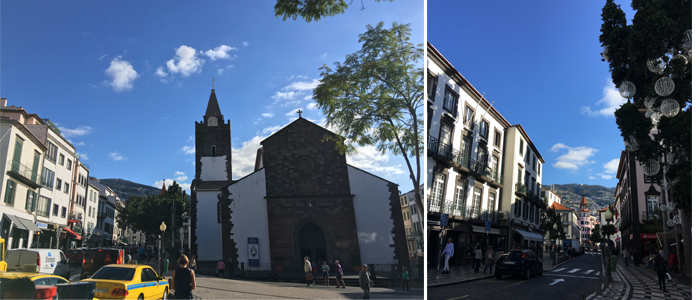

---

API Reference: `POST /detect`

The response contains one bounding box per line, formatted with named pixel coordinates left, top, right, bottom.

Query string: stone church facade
left=191, top=89, right=410, bottom=272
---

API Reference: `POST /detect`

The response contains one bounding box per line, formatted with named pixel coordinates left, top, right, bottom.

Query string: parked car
left=495, top=249, right=543, bottom=280
left=81, top=248, right=125, bottom=279
left=66, top=248, right=87, bottom=265
left=5, top=249, right=71, bottom=279
left=81, top=264, right=169, bottom=300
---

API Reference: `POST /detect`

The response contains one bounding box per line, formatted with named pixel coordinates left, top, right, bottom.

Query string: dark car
left=81, top=248, right=124, bottom=279
left=66, top=248, right=86, bottom=266
left=495, top=249, right=543, bottom=280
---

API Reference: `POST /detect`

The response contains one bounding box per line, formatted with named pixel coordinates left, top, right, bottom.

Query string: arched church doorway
left=299, top=223, right=326, bottom=266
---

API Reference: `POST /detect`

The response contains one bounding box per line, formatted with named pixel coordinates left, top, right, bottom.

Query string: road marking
left=549, top=274, right=599, bottom=280
left=551, top=268, right=566, bottom=272
left=445, top=295, right=469, bottom=300
left=567, top=268, right=581, bottom=273
left=549, top=278, right=565, bottom=285
left=595, top=272, right=600, bottom=276
left=505, top=281, right=525, bottom=287
left=584, top=269, right=595, bottom=274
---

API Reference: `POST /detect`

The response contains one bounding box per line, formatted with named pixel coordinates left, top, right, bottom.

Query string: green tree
left=314, top=21, right=424, bottom=216
left=116, top=181, right=190, bottom=246
left=590, top=224, right=603, bottom=244
left=274, top=0, right=393, bottom=22
left=541, top=198, right=566, bottom=248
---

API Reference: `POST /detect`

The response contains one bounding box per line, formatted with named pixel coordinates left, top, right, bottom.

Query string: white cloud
left=589, top=176, right=596, bottom=180
left=174, top=171, right=185, bottom=176
left=217, top=69, right=224, bottom=75
left=282, top=79, right=320, bottom=91
left=581, top=78, right=625, bottom=117
left=286, top=74, right=308, bottom=80
left=242, top=42, right=249, bottom=47
left=155, top=66, right=168, bottom=77
left=600, top=174, right=613, bottom=179
left=58, top=126, right=92, bottom=138
left=261, top=125, right=282, bottom=135
left=261, top=112, right=274, bottom=118
left=231, top=136, right=266, bottom=178
left=321, top=53, right=327, bottom=59
left=304, top=95, right=313, bottom=101
left=181, top=145, right=195, bottom=154
left=98, top=54, right=108, bottom=60
left=110, top=152, right=127, bottom=161
left=104, top=56, right=139, bottom=92
left=166, top=45, right=204, bottom=77
left=78, top=153, right=89, bottom=160
left=549, top=143, right=597, bottom=170
left=73, top=141, right=86, bottom=146
left=272, top=91, right=298, bottom=101
left=306, top=102, right=318, bottom=110
left=203, top=45, right=237, bottom=61
left=187, top=136, right=194, bottom=142
left=226, top=65, right=234, bottom=69
left=603, top=158, right=620, bottom=175
left=346, top=145, right=405, bottom=176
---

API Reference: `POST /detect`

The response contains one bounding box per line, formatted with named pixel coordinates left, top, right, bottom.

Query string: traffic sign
left=485, top=221, right=491, bottom=232
left=440, top=214, right=449, bottom=227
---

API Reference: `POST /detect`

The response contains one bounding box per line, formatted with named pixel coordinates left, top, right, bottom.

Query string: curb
left=428, top=273, right=495, bottom=288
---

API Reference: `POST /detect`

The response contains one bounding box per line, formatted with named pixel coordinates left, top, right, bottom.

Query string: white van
left=5, top=249, right=71, bottom=278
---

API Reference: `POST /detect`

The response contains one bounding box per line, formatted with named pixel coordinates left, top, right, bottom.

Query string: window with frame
left=58, top=154, right=65, bottom=166
left=538, top=163, right=541, bottom=176
left=67, top=159, right=72, bottom=170
left=473, top=187, right=482, bottom=216
left=438, top=122, right=453, bottom=156
left=57, top=179, right=63, bottom=191
left=47, top=141, right=58, bottom=163
left=443, top=88, right=457, bottom=114
left=11, top=138, right=23, bottom=172
left=491, top=156, right=499, bottom=173
left=431, top=173, right=446, bottom=212
left=427, top=71, right=438, bottom=100
left=64, top=183, right=69, bottom=193
left=525, top=147, right=530, bottom=163
left=647, top=195, right=659, bottom=218
left=61, top=207, right=67, bottom=218
left=517, top=169, right=522, bottom=184
left=480, top=120, right=489, bottom=140
left=41, top=168, right=55, bottom=189
left=465, top=106, right=474, bottom=127
left=37, top=196, right=51, bottom=217
left=25, top=190, right=36, bottom=212
left=494, top=130, right=501, bottom=148
left=519, top=138, right=524, bottom=155
left=488, top=192, right=496, bottom=212
left=461, top=135, right=471, bottom=159
left=53, top=204, right=59, bottom=216
left=4, top=180, right=17, bottom=205
left=453, top=180, right=466, bottom=216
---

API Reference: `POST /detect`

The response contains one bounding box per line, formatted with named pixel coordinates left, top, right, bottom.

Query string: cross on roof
left=212, top=77, right=215, bottom=89
left=297, top=109, right=303, bottom=118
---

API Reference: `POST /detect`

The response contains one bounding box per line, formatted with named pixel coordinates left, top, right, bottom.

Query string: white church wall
left=200, top=156, right=229, bottom=181
left=226, top=169, right=271, bottom=269
left=347, top=166, right=396, bottom=264
left=196, top=190, right=223, bottom=261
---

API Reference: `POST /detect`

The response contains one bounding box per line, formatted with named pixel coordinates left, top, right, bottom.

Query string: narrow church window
left=211, top=145, right=216, bottom=156
left=217, top=201, right=222, bottom=223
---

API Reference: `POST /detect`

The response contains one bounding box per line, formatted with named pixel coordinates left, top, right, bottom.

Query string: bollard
left=240, top=262, right=245, bottom=278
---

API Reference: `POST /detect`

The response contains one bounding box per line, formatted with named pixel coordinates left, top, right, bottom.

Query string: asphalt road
left=428, top=253, right=603, bottom=300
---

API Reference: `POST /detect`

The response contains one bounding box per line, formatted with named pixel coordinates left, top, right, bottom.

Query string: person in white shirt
left=442, top=238, right=454, bottom=274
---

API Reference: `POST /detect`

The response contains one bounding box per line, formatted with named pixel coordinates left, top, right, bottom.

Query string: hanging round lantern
left=641, top=159, right=660, bottom=176
left=668, top=202, right=675, bottom=212
left=619, top=81, right=636, bottom=98
left=625, top=135, right=639, bottom=151
left=667, top=219, right=675, bottom=227
left=645, top=109, right=653, bottom=119
left=672, top=53, right=688, bottom=64
left=644, top=96, right=657, bottom=110
left=647, top=58, right=666, bottom=73
left=660, top=98, right=680, bottom=118
left=601, top=46, right=610, bottom=61
left=674, top=215, right=682, bottom=225
left=684, top=29, right=692, bottom=51
left=655, top=77, right=675, bottom=96
left=667, top=152, right=677, bottom=165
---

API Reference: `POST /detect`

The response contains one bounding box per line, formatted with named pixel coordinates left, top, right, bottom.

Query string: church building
left=191, top=88, right=410, bottom=272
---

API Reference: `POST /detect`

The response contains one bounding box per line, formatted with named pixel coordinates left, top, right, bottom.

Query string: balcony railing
left=432, top=197, right=501, bottom=223
left=68, top=212, right=82, bottom=221
left=452, top=149, right=470, bottom=169
left=428, top=194, right=443, bottom=213
left=515, top=183, right=528, bottom=196
left=470, top=159, right=504, bottom=185
left=7, top=160, right=41, bottom=187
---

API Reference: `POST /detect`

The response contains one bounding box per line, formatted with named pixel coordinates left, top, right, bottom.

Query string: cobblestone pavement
left=181, top=274, right=424, bottom=299
left=586, top=263, right=691, bottom=300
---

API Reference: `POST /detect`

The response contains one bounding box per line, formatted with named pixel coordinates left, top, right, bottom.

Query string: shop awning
left=513, top=229, right=543, bottom=241
left=62, top=227, right=82, bottom=240
left=472, top=225, right=501, bottom=235
left=67, top=219, right=79, bottom=223
left=4, top=214, right=42, bottom=232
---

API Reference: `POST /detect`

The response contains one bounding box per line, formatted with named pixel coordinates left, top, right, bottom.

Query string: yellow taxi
left=81, top=264, right=169, bottom=299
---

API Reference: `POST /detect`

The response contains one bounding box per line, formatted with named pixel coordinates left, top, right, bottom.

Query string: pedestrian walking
left=441, top=238, right=454, bottom=274
left=171, top=254, right=196, bottom=299
left=401, top=267, right=409, bottom=290
left=669, top=252, right=678, bottom=272
left=654, top=252, right=668, bottom=292
left=334, top=260, right=346, bottom=288
left=304, top=256, right=314, bottom=287
left=483, top=246, right=495, bottom=274
left=474, top=245, right=482, bottom=273
left=633, top=248, right=641, bottom=267
left=189, top=255, right=197, bottom=274
left=216, top=259, right=225, bottom=278
left=321, top=261, right=330, bottom=286
left=622, top=247, right=630, bottom=267
left=359, top=264, right=372, bottom=299
left=227, top=258, right=234, bottom=278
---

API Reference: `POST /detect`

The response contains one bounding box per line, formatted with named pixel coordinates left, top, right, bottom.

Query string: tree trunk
left=680, top=209, right=691, bottom=276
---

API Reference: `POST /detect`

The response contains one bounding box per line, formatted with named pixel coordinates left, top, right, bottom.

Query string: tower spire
left=205, top=88, right=222, bottom=117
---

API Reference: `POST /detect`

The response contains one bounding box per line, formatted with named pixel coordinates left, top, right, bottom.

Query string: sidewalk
left=428, top=252, right=569, bottom=287
left=587, top=263, right=692, bottom=300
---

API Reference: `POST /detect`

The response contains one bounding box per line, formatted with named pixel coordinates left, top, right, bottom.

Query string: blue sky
left=427, top=0, right=638, bottom=189
left=1, top=0, right=424, bottom=193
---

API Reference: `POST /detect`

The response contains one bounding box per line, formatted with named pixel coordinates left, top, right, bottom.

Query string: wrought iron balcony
left=428, top=135, right=455, bottom=164
left=6, top=160, right=41, bottom=189
left=68, top=212, right=82, bottom=221
left=515, top=183, right=529, bottom=198
left=436, top=198, right=500, bottom=223
left=428, top=194, right=443, bottom=213
left=451, top=149, right=471, bottom=170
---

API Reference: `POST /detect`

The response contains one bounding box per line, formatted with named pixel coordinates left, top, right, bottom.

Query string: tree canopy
left=600, top=0, right=691, bottom=212
left=313, top=21, right=424, bottom=216
left=274, top=0, right=393, bottom=22
left=116, top=181, right=190, bottom=245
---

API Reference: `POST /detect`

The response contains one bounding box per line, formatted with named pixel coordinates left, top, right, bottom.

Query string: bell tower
left=194, top=88, right=233, bottom=182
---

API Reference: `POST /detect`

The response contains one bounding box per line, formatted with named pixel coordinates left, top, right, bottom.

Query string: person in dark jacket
left=172, top=254, right=196, bottom=299
left=359, top=264, right=372, bottom=299
left=654, top=253, right=668, bottom=292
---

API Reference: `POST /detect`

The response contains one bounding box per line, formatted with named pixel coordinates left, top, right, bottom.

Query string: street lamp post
left=604, top=209, right=614, bottom=284
left=159, top=222, right=167, bottom=276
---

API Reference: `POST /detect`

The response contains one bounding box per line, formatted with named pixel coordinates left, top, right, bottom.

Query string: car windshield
left=90, top=267, right=135, bottom=281
left=500, top=251, right=523, bottom=260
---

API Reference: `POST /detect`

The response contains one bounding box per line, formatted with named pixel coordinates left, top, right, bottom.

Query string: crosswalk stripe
left=584, top=270, right=595, bottom=274
left=595, top=271, right=600, bottom=276
left=567, top=268, right=580, bottom=273
left=551, top=268, right=565, bottom=272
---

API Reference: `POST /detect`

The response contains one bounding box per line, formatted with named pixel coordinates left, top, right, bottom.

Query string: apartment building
left=426, top=42, right=512, bottom=265
left=541, top=188, right=562, bottom=205
left=66, top=160, right=89, bottom=248
left=548, top=201, right=580, bottom=246
left=400, top=186, right=424, bottom=261
left=577, top=197, right=591, bottom=246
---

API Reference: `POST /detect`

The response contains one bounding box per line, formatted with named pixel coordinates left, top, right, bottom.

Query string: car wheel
left=162, top=287, right=169, bottom=300
left=138, top=294, right=144, bottom=300
left=523, top=268, right=530, bottom=280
